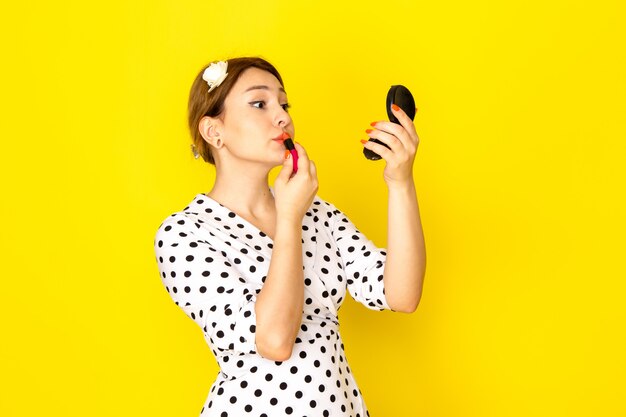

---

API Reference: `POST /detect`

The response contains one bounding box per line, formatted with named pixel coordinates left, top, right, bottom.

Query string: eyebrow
left=244, top=85, right=287, bottom=94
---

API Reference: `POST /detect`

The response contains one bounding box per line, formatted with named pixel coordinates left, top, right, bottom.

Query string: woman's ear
left=199, top=116, right=223, bottom=148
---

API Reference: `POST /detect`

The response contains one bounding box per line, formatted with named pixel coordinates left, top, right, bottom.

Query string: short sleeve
left=154, top=214, right=259, bottom=356
left=327, top=202, right=392, bottom=312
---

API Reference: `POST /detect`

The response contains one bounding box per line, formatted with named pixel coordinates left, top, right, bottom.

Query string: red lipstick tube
left=280, top=133, right=298, bottom=174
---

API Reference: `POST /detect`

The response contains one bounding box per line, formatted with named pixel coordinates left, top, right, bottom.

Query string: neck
left=207, top=158, right=275, bottom=218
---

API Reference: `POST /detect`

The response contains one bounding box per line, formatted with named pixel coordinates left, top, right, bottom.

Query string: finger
left=365, top=129, right=403, bottom=153
left=370, top=121, right=413, bottom=149
left=370, top=120, right=403, bottom=136
left=276, top=150, right=294, bottom=182
left=309, top=159, right=318, bottom=179
left=389, top=105, right=419, bottom=142
left=362, top=139, right=394, bottom=161
left=292, top=142, right=310, bottom=174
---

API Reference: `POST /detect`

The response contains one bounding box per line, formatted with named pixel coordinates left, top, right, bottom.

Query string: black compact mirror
left=363, top=85, right=416, bottom=161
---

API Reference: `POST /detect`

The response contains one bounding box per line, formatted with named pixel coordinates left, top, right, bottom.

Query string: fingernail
left=284, top=150, right=290, bottom=159
left=391, top=104, right=400, bottom=111
left=360, top=139, right=368, bottom=144
left=370, top=122, right=378, bottom=127
left=365, top=129, right=373, bottom=134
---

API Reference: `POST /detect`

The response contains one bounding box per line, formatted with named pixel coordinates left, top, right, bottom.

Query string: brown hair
left=187, top=57, right=285, bottom=165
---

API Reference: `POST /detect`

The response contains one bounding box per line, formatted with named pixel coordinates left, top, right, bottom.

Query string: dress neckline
left=195, top=188, right=276, bottom=243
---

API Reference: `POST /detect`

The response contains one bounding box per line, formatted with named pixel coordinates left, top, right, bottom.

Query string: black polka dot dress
left=154, top=189, right=393, bottom=417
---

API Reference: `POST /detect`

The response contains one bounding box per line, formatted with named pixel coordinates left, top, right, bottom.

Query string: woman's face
left=219, top=67, right=294, bottom=167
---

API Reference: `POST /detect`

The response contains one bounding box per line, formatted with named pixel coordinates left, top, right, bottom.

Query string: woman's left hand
left=362, top=104, right=420, bottom=187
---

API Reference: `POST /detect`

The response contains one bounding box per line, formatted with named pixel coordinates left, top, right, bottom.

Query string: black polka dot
left=155, top=194, right=392, bottom=415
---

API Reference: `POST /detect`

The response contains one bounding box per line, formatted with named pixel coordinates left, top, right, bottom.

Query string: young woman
left=154, top=57, right=426, bottom=417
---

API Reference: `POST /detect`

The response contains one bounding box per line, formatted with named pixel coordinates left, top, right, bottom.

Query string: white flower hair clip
left=202, top=61, right=229, bottom=93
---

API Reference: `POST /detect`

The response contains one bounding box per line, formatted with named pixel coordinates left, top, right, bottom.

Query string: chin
left=265, top=150, right=285, bottom=166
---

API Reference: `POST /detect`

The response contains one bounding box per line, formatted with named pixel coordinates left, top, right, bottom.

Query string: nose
left=275, top=106, right=291, bottom=129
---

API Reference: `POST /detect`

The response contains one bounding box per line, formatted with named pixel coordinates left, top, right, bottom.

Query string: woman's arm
left=255, top=143, right=318, bottom=361
left=362, top=104, right=426, bottom=313
left=255, top=218, right=304, bottom=361
left=384, top=179, right=426, bottom=313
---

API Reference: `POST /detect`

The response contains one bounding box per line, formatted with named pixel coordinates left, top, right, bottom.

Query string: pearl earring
left=190, top=143, right=200, bottom=159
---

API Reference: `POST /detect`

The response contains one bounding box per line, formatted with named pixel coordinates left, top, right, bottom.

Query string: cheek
left=224, top=118, right=269, bottom=153
left=224, top=117, right=254, bottom=142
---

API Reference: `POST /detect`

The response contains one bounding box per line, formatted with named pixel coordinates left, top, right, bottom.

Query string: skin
left=198, top=67, right=426, bottom=361
left=363, top=108, right=427, bottom=314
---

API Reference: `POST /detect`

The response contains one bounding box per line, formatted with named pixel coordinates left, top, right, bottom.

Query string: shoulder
left=154, top=194, right=209, bottom=241
left=311, top=194, right=341, bottom=217
left=310, top=194, right=350, bottom=231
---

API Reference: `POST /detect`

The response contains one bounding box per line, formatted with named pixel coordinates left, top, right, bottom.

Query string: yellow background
left=1, top=0, right=625, bottom=416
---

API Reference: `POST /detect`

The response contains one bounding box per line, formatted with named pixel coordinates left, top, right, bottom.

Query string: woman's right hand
left=273, top=142, right=318, bottom=223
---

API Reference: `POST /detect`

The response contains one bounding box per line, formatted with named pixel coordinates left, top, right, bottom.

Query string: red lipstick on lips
left=278, top=132, right=298, bottom=174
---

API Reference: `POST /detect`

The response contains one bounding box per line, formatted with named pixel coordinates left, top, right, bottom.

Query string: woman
left=154, top=56, right=426, bottom=417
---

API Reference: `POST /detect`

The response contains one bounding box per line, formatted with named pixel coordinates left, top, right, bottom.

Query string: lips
left=272, top=132, right=292, bottom=142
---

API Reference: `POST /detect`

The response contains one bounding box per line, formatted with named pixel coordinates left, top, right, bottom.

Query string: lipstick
left=279, top=132, right=298, bottom=174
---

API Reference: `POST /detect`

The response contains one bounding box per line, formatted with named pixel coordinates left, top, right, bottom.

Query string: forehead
left=231, top=67, right=285, bottom=95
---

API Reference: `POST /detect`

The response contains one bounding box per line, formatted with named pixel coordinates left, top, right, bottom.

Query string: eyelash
left=250, top=101, right=291, bottom=111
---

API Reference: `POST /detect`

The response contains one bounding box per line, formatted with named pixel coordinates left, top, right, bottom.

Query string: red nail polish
left=360, top=139, right=368, bottom=144
left=391, top=104, right=400, bottom=111
left=370, top=122, right=378, bottom=127
left=365, top=129, right=373, bottom=134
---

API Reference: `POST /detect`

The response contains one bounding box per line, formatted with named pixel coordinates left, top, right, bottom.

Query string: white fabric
left=154, top=190, right=392, bottom=417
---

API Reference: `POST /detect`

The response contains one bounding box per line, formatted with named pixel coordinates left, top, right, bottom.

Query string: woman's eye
left=249, top=101, right=289, bottom=111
